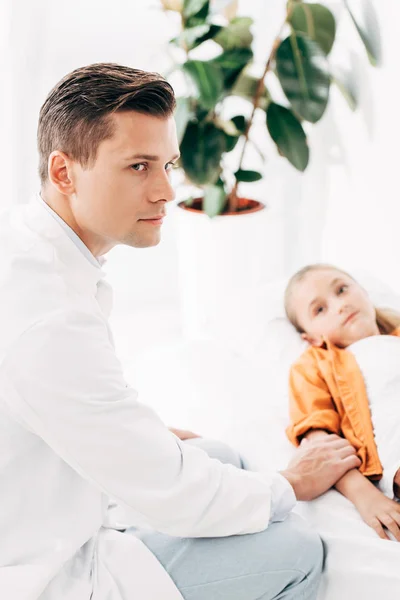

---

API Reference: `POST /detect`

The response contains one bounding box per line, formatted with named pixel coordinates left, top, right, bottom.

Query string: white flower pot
left=174, top=198, right=285, bottom=339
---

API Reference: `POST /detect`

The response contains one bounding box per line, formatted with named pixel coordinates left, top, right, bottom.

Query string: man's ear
left=47, top=151, right=76, bottom=195
left=301, top=332, right=324, bottom=347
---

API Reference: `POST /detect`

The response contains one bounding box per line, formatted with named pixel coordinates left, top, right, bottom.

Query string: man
left=0, top=63, right=360, bottom=600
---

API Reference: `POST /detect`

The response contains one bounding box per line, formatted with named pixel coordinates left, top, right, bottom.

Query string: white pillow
left=207, top=267, right=400, bottom=359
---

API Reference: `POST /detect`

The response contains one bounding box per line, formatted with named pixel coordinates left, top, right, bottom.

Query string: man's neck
left=40, top=187, right=114, bottom=257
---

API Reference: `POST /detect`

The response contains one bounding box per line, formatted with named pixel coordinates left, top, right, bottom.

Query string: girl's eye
left=314, top=306, right=324, bottom=316
left=338, top=284, right=348, bottom=295
left=131, top=163, right=147, bottom=172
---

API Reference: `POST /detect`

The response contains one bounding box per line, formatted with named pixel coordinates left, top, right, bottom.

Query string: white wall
left=250, top=0, right=400, bottom=292
left=3, top=0, right=178, bottom=205
left=320, top=0, right=400, bottom=292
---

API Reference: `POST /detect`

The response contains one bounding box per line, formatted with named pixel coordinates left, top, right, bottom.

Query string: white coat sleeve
left=0, top=309, right=290, bottom=537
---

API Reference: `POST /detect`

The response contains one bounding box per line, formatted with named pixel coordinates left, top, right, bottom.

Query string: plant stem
left=228, top=8, right=292, bottom=212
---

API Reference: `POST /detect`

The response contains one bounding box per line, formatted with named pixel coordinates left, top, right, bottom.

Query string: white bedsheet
left=349, top=335, right=400, bottom=499
left=222, top=413, right=400, bottom=600
left=297, top=491, right=400, bottom=599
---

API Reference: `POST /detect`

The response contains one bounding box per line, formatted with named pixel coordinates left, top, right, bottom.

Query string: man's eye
left=131, top=163, right=147, bottom=172
left=165, top=162, right=178, bottom=171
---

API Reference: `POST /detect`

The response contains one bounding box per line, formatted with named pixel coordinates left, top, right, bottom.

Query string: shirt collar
left=37, top=193, right=103, bottom=269
left=25, top=195, right=106, bottom=296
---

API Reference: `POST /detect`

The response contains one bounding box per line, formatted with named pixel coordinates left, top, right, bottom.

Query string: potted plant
left=163, top=0, right=378, bottom=216
left=161, top=0, right=379, bottom=337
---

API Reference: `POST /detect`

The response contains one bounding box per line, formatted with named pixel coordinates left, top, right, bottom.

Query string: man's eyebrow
left=126, top=153, right=180, bottom=161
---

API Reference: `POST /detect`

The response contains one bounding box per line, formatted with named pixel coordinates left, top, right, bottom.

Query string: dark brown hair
left=285, top=263, right=400, bottom=335
left=37, top=63, right=176, bottom=183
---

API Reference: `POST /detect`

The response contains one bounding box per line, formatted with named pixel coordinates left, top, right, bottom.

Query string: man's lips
left=139, top=215, right=165, bottom=225
left=343, top=311, right=359, bottom=326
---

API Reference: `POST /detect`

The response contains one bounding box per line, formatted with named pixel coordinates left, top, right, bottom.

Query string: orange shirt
left=286, top=328, right=400, bottom=480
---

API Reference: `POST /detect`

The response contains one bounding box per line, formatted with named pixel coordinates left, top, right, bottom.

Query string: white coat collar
left=25, top=196, right=107, bottom=298
left=37, top=193, right=101, bottom=269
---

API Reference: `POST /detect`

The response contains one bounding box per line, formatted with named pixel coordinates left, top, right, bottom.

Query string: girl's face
left=290, top=269, right=380, bottom=348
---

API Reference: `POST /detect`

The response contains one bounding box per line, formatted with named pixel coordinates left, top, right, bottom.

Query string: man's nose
left=150, top=172, right=175, bottom=203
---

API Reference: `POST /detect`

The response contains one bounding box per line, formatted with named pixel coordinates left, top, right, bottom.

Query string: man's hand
left=169, top=427, right=201, bottom=441
left=355, top=485, right=400, bottom=541
left=394, top=468, right=400, bottom=499
left=280, top=434, right=361, bottom=501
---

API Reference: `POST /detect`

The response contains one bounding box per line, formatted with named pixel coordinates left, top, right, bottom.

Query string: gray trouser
left=131, top=438, right=323, bottom=600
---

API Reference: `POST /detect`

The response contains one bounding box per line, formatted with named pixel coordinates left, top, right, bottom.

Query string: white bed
left=123, top=271, right=400, bottom=599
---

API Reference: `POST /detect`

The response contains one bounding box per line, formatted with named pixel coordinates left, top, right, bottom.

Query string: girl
left=285, top=264, right=400, bottom=541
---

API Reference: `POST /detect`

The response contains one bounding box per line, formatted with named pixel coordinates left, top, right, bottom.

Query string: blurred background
left=2, top=0, right=400, bottom=415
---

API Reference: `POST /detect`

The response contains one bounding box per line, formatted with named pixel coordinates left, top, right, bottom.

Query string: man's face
left=70, top=111, right=179, bottom=250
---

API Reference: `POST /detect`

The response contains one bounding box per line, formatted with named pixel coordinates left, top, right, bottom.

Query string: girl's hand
left=355, top=486, right=400, bottom=541
left=169, top=427, right=201, bottom=440
left=300, top=431, right=341, bottom=446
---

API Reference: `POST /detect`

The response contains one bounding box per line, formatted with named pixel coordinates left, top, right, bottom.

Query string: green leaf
left=174, top=24, right=222, bottom=50
left=231, top=71, right=258, bottom=97
left=203, top=184, right=227, bottom=217
left=224, top=134, right=239, bottom=152
left=224, top=129, right=239, bottom=151
left=231, top=115, right=246, bottom=133
left=289, top=3, right=336, bottom=55
left=184, top=195, right=195, bottom=207
left=276, top=33, right=330, bottom=123
left=212, top=48, right=253, bottom=71
left=215, top=118, right=238, bottom=136
left=183, top=60, right=223, bottom=109
left=215, top=176, right=226, bottom=190
left=266, top=103, right=309, bottom=172
left=231, top=70, right=269, bottom=110
left=213, top=48, right=253, bottom=88
left=183, top=0, right=209, bottom=20
left=216, top=117, right=244, bottom=152
left=180, top=121, right=226, bottom=185
left=174, top=97, right=194, bottom=144
left=214, top=17, right=254, bottom=50
left=344, top=0, right=380, bottom=66
left=234, top=169, right=262, bottom=182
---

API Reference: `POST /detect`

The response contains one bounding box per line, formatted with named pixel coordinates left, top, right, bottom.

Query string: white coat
left=0, top=197, right=281, bottom=600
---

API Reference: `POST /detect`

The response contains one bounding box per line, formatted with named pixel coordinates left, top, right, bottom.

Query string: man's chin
left=123, top=233, right=161, bottom=249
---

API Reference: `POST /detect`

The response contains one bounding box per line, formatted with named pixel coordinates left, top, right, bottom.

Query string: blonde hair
left=284, top=263, right=400, bottom=336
